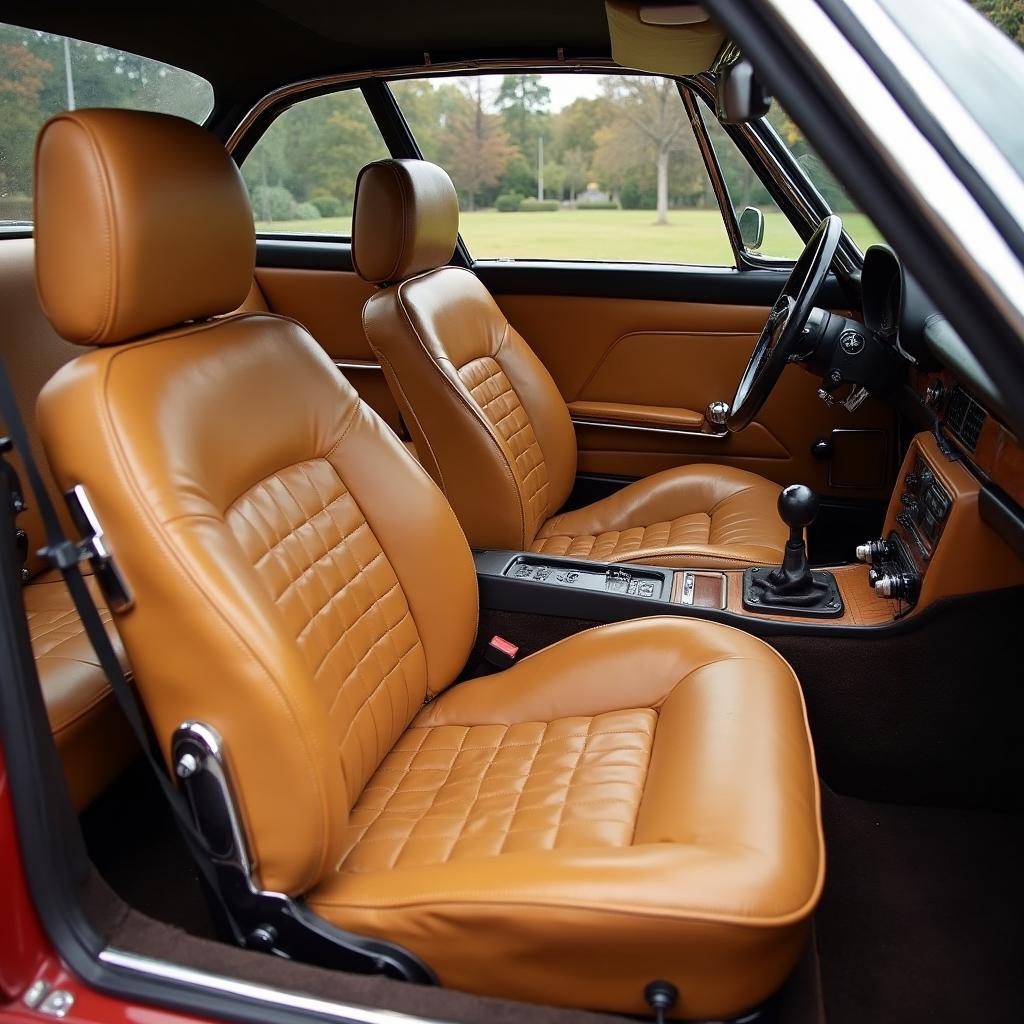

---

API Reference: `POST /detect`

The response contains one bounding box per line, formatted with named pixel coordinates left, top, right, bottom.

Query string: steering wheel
left=726, top=215, right=843, bottom=432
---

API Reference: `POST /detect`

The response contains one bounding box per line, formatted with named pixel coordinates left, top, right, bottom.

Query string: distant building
left=577, top=181, right=611, bottom=205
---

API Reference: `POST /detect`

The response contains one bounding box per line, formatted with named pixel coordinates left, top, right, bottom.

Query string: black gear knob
left=778, top=484, right=819, bottom=534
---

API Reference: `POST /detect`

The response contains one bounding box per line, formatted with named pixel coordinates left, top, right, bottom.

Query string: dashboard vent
left=945, top=386, right=986, bottom=450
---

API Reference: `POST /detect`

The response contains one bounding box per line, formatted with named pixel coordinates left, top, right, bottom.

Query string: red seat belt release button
left=485, top=635, right=519, bottom=669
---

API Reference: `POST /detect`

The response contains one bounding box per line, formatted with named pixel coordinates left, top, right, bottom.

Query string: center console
left=475, top=431, right=1024, bottom=637
left=474, top=549, right=730, bottom=625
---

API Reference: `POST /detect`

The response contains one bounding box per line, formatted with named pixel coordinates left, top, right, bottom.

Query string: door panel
left=493, top=292, right=895, bottom=500
left=251, top=259, right=403, bottom=432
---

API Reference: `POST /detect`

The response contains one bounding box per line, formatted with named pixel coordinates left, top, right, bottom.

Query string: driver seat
left=355, top=159, right=788, bottom=568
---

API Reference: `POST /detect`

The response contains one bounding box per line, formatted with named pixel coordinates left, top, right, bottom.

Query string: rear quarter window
left=0, top=22, right=213, bottom=227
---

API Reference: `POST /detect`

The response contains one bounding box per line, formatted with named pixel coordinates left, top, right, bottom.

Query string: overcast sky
left=429, top=72, right=606, bottom=112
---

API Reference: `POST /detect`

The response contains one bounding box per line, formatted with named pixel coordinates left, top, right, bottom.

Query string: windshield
left=0, top=22, right=214, bottom=226
left=878, top=0, right=1024, bottom=180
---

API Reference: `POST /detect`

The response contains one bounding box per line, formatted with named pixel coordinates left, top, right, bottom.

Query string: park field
left=256, top=207, right=883, bottom=264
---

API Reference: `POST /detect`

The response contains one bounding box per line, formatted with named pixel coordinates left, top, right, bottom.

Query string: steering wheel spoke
left=727, top=216, right=843, bottom=432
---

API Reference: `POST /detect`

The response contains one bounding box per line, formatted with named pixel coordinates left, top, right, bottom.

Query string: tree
left=0, top=40, right=51, bottom=197
left=594, top=78, right=695, bottom=225
left=445, top=79, right=516, bottom=210
left=495, top=74, right=552, bottom=198
left=562, top=147, right=590, bottom=204
left=541, top=161, right=566, bottom=201
left=970, top=0, right=1024, bottom=43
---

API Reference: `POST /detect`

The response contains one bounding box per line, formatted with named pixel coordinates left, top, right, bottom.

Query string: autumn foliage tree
left=0, top=42, right=51, bottom=197
left=593, top=78, right=697, bottom=225
left=445, top=78, right=516, bottom=211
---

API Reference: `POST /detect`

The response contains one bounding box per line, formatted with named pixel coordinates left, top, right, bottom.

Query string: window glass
left=702, top=103, right=884, bottom=257
left=0, top=22, right=213, bottom=226
left=764, top=104, right=884, bottom=253
left=242, top=89, right=389, bottom=234
left=700, top=109, right=805, bottom=259
left=390, top=73, right=735, bottom=265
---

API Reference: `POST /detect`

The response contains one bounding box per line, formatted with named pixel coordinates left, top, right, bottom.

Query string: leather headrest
left=352, top=159, right=458, bottom=284
left=34, top=109, right=255, bottom=346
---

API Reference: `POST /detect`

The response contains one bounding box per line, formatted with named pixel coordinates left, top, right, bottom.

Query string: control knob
left=872, top=571, right=919, bottom=600
left=855, top=538, right=890, bottom=564
left=896, top=510, right=914, bottom=530
left=903, top=472, right=919, bottom=492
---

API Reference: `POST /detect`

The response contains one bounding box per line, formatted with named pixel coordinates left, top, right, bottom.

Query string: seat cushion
left=25, top=570, right=135, bottom=809
left=533, top=463, right=788, bottom=568
left=307, top=617, right=823, bottom=1019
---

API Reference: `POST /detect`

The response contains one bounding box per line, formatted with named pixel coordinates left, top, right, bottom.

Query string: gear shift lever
left=767, top=485, right=818, bottom=593
left=742, top=484, right=844, bottom=617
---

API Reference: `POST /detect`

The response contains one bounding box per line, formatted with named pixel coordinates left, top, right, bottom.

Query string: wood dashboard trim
left=724, top=564, right=897, bottom=626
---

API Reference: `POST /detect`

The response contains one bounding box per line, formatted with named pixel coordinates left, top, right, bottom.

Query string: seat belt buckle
left=482, top=635, right=519, bottom=671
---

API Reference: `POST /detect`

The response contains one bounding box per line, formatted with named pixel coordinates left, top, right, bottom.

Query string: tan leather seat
left=0, top=237, right=135, bottom=809
left=34, top=109, right=823, bottom=1019
left=353, top=159, right=788, bottom=569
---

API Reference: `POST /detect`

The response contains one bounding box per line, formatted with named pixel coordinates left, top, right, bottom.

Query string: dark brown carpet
left=816, top=786, right=1024, bottom=1024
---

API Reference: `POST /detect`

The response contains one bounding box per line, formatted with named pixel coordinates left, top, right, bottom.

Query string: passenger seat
left=0, top=236, right=136, bottom=808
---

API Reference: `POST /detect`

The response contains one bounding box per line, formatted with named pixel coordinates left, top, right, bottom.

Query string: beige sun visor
left=605, top=2, right=726, bottom=75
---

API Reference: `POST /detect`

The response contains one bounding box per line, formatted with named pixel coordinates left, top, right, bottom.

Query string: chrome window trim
left=226, top=59, right=620, bottom=153
left=231, top=60, right=826, bottom=274
left=687, top=75, right=861, bottom=274
left=570, top=416, right=728, bottom=440
left=764, top=0, right=1024, bottom=338
left=679, top=84, right=744, bottom=268
left=98, top=949, right=441, bottom=1024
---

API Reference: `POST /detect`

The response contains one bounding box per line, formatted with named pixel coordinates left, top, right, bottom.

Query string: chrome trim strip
left=687, top=74, right=861, bottom=272
left=570, top=416, right=728, bottom=439
left=764, top=0, right=1024, bottom=338
left=227, top=59, right=620, bottom=152
left=98, top=949, right=442, bottom=1024
left=334, top=359, right=382, bottom=371
left=679, top=84, right=745, bottom=267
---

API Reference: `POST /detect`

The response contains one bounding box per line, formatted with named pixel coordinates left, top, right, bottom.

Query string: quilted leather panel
left=532, top=470, right=788, bottom=567
left=533, top=513, right=712, bottom=562
left=337, top=709, right=656, bottom=873
left=28, top=599, right=114, bottom=659
left=227, top=457, right=427, bottom=804
left=458, top=355, right=550, bottom=540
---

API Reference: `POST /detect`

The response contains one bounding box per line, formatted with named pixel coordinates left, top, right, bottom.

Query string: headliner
left=1, top=1, right=616, bottom=107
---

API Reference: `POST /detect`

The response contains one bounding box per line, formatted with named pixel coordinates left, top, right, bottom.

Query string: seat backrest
left=0, top=239, right=270, bottom=581
left=354, top=159, right=578, bottom=551
left=33, top=109, right=477, bottom=896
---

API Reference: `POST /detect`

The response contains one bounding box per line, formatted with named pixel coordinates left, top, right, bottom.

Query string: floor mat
left=817, top=787, right=1024, bottom=1024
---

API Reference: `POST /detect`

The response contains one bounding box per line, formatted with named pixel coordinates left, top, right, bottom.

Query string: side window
left=0, top=21, right=213, bottom=228
left=701, top=104, right=883, bottom=257
left=389, top=73, right=735, bottom=266
left=699, top=109, right=805, bottom=259
left=242, top=88, right=389, bottom=235
left=763, top=104, right=883, bottom=254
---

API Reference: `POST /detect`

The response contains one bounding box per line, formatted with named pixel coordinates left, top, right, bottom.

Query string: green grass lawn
left=257, top=208, right=883, bottom=265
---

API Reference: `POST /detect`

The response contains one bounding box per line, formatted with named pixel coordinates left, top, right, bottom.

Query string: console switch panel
left=504, top=557, right=666, bottom=600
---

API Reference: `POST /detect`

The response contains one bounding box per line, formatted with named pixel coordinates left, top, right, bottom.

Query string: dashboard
left=853, top=244, right=1024, bottom=554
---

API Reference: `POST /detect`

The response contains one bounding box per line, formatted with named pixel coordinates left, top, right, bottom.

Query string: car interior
left=0, top=3, right=1022, bottom=1024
